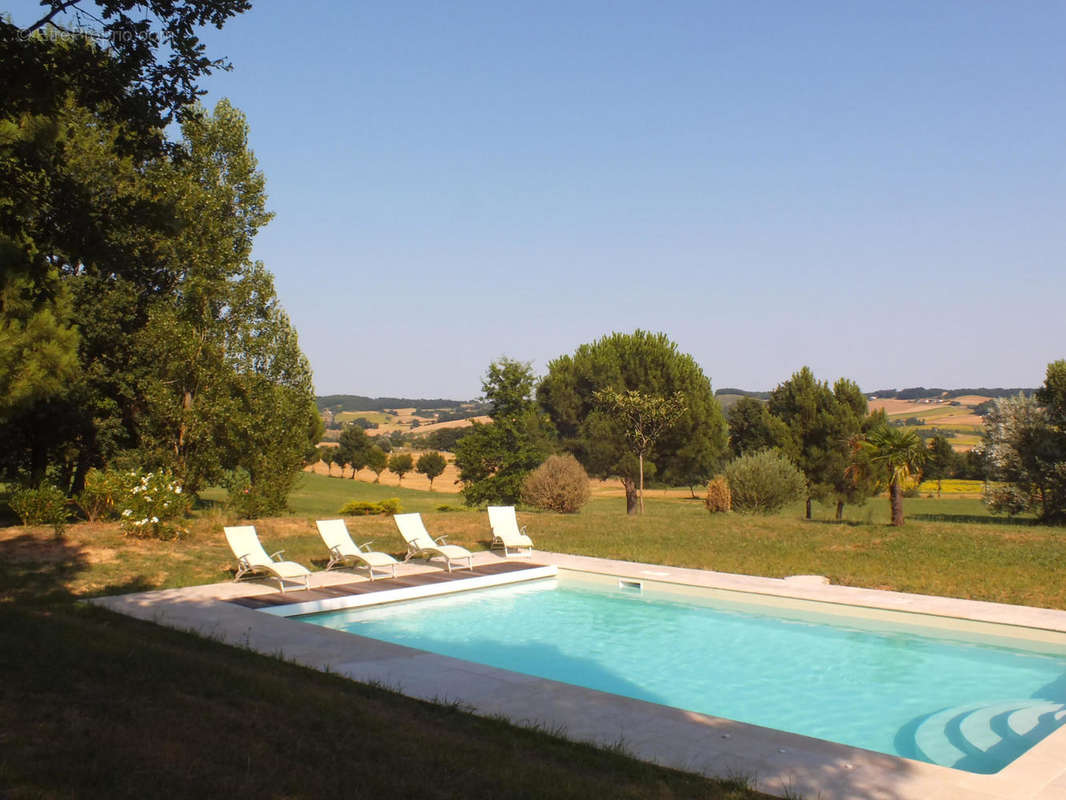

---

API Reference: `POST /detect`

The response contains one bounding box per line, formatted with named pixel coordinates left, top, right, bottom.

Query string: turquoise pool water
left=298, top=576, right=1066, bottom=774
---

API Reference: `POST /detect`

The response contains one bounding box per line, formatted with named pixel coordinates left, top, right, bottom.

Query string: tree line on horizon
left=426, top=333, right=1065, bottom=526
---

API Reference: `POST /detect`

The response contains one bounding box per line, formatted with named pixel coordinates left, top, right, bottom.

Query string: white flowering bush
left=118, top=469, right=191, bottom=540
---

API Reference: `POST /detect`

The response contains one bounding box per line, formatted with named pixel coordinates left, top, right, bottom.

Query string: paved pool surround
left=93, top=552, right=1066, bottom=800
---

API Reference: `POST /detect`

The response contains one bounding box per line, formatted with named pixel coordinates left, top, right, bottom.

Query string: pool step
left=912, top=699, right=1066, bottom=772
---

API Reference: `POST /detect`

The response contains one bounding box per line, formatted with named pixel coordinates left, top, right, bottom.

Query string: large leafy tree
left=538, top=331, right=727, bottom=515
left=726, top=396, right=787, bottom=458
left=0, top=1, right=278, bottom=498
left=0, top=82, right=319, bottom=512
left=130, top=101, right=320, bottom=504
left=982, top=376, right=1066, bottom=522
left=861, top=425, right=925, bottom=527
left=1, top=2, right=252, bottom=308
left=2, top=1, right=250, bottom=132
left=454, top=358, right=554, bottom=506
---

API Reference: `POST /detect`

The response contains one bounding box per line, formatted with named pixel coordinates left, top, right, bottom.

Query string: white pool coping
left=92, top=551, right=1066, bottom=800
left=259, top=564, right=558, bottom=616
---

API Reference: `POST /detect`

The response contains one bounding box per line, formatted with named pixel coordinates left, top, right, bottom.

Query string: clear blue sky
left=13, top=2, right=1066, bottom=398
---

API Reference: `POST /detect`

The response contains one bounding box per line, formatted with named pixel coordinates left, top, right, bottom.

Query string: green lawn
left=4, top=473, right=1065, bottom=799
left=204, top=472, right=1062, bottom=609
left=0, top=602, right=765, bottom=799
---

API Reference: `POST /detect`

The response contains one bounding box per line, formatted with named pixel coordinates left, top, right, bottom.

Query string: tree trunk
left=805, top=496, right=812, bottom=520
left=177, top=389, right=193, bottom=456
left=71, top=453, right=92, bottom=496
left=937, top=478, right=942, bottom=498
left=638, top=453, right=645, bottom=514
left=29, top=440, right=47, bottom=488
left=622, top=477, right=639, bottom=515
left=890, top=481, right=905, bottom=526
left=835, top=500, right=844, bottom=521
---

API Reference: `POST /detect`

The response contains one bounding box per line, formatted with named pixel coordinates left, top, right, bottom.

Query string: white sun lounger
left=316, top=518, right=398, bottom=581
left=393, top=512, right=473, bottom=572
left=487, top=505, right=534, bottom=556
left=224, top=525, right=311, bottom=593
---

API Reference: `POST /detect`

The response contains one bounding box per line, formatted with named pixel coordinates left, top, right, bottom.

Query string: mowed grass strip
left=0, top=603, right=766, bottom=800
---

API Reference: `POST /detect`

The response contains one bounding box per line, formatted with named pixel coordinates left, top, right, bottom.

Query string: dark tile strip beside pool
left=227, top=561, right=547, bottom=609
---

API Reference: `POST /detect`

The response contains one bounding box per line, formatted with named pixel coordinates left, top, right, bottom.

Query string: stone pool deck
left=92, top=551, right=1066, bottom=800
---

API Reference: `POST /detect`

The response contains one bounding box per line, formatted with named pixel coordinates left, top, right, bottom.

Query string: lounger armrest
left=358, top=540, right=375, bottom=552
left=329, top=545, right=343, bottom=558
left=237, top=554, right=253, bottom=569
left=520, top=525, right=527, bottom=535
left=269, top=549, right=285, bottom=562
left=433, top=535, right=449, bottom=545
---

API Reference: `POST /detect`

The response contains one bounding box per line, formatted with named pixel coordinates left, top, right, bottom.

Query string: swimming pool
left=297, top=572, right=1066, bottom=775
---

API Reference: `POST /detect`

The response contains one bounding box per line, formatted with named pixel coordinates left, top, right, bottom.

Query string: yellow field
left=917, top=479, right=985, bottom=496
left=870, top=395, right=993, bottom=452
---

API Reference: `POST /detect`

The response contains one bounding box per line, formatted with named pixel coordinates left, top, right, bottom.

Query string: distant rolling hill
left=316, top=395, right=474, bottom=413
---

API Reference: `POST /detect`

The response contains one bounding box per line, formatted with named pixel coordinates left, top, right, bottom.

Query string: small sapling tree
left=593, top=388, right=686, bottom=514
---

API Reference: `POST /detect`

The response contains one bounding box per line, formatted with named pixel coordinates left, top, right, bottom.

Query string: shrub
left=338, top=498, right=402, bottom=516
left=10, top=485, right=71, bottom=537
left=223, top=467, right=292, bottom=520
left=76, top=468, right=126, bottom=522
left=704, top=475, right=731, bottom=513
left=436, top=504, right=467, bottom=512
left=521, top=454, right=591, bottom=513
left=724, top=450, right=805, bottom=514
left=118, top=469, right=190, bottom=540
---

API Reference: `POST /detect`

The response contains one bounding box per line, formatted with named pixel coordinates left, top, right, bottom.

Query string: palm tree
left=861, top=426, right=926, bottom=526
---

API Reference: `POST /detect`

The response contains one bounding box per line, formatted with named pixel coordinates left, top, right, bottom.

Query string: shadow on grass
left=910, top=513, right=1039, bottom=527
left=0, top=530, right=161, bottom=604
left=0, top=532, right=91, bottom=605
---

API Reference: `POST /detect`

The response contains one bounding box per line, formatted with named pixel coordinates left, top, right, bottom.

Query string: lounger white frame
left=393, top=512, right=473, bottom=572
left=316, top=518, right=398, bottom=581
left=223, top=525, right=311, bottom=593
left=487, top=505, right=534, bottom=557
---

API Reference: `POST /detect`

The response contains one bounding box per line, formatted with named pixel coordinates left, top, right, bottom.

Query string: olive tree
left=982, top=373, right=1066, bottom=522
